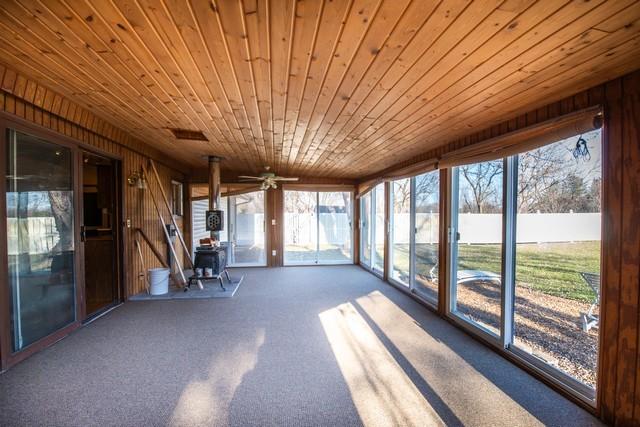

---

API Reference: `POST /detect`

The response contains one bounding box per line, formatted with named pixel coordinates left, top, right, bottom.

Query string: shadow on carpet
left=129, top=274, right=244, bottom=300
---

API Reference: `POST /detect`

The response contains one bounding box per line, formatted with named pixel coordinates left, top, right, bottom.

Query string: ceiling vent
left=169, top=128, right=208, bottom=141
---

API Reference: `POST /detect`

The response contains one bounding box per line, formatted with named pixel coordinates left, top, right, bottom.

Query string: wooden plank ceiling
left=0, top=0, right=638, bottom=178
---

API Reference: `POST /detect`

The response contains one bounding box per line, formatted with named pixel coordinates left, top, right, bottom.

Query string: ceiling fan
left=238, top=166, right=299, bottom=190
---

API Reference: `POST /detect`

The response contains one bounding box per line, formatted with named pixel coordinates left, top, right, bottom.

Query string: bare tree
left=392, top=179, right=411, bottom=212
left=460, top=161, right=503, bottom=213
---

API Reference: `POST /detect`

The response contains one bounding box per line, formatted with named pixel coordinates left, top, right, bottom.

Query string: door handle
left=80, top=225, right=86, bottom=242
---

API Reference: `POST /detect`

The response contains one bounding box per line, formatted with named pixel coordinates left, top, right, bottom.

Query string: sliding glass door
left=447, top=128, right=602, bottom=401
left=413, top=171, right=440, bottom=302
left=389, top=179, right=411, bottom=287
left=359, top=184, right=385, bottom=275
left=5, top=130, right=78, bottom=352
left=372, top=183, right=385, bottom=274
left=511, top=130, right=602, bottom=394
left=284, top=190, right=352, bottom=265
left=319, top=192, right=352, bottom=263
left=228, top=191, right=266, bottom=266
left=450, top=160, right=504, bottom=336
left=359, top=192, right=372, bottom=268
left=284, top=190, right=317, bottom=264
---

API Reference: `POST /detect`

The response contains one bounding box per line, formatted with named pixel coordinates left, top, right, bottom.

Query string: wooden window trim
left=438, top=106, right=603, bottom=168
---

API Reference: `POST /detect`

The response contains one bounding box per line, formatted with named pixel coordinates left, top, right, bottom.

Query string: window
left=389, top=178, right=411, bottom=287
left=171, top=180, right=183, bottom=216
left=284, top=190, right=353, bottom=265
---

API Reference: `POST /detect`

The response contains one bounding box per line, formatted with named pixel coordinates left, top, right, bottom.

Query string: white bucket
left=149, top=268, right=170, bottom=295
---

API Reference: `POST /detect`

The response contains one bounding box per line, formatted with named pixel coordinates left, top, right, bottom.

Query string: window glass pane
left=514, top=130, right=602, bottom=389
left=453, top=160, right=503, bottom=335
left=390, top=179, right=410, bottom=286
left=219, top=196, right=228, bottom=243
left=284, top=190, right=318, bottom=264
left=230, top=191, right=265, bottom=266
left=318, top=192, right=352, bottom=263
left=6, top=130, right=76, bottom=352
left=414, top=171, right=439, bottom=301
left=171, top=181, right=183, bottom=216
left=373, top=183, right=385, bottom=273
left=360, top=194, right=371, bottom=267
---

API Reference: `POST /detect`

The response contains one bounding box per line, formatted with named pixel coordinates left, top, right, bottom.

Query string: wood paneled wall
left=363, top=69, right=640, bottom=425
left=0, top=64, right=188, bottom=298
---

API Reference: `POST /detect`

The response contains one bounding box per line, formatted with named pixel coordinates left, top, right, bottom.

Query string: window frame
left=446, top=142, right=601, bottom=405
left=410, top=170, right=440, bottom=308
left=359, top=185, right=384, bottom=278
left=283, top=189, right=354, bottom=266
left=170, top=180, right=184, bottom=217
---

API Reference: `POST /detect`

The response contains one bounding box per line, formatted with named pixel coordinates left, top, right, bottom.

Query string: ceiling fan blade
left=237, top=176, right=265, bottom=180
left=273, top=177, right=300, bottom=181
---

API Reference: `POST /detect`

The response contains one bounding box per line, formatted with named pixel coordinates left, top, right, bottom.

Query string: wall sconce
left=127, top=170, right=147, bottom=189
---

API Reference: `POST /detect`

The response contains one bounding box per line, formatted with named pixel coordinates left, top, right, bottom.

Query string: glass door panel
left=414, top=171, right=440, bottom=302
left=390, top=179, right=410, bottom=286
left=513, top=130, right=602, bottom=390
left=6, top=130, right=76, bottom=352
left=284, top=190, right=318, bottom=264
left=318, top=192, right=352, bottom=263
left=360, top=193, right=372, bottom=268
left=451, top=160, right=503, bottom=336
left=372, top=183, right=385, bottom=274
left=229, top=191, right=266, bottom=266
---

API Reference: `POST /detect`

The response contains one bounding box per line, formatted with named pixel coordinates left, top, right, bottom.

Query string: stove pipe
left=208, top=155, right=221, bottom=240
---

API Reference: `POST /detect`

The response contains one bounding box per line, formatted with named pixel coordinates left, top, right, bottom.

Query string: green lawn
left=392, top=241, right=600, bottom=303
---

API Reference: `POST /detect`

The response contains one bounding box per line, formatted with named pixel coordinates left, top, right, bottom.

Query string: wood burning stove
left=188, top=244, right=230, bottom=291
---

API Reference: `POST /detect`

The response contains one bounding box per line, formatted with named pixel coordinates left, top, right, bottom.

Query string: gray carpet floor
left=0, top=266, right=602, bottom=427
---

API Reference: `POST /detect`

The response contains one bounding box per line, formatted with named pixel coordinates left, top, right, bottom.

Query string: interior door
left=81, top=152, right=120, bottom=318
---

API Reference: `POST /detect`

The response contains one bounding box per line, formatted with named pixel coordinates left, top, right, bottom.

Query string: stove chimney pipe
left=208, top=155, right=221, bottom=240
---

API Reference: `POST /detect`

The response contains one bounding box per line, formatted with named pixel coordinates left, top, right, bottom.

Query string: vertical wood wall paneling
left=266, top=187, right=284, bottom=267
left=600, top=77, right=624, bottom=423
left=612, top=72, right=640, bottom=424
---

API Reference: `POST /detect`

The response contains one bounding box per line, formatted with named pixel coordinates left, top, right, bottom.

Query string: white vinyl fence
left=388, top=212, right=601, bottom=244
left=6, top=217, right=61, bottom=254
left=191, top=199, right=263, bottom=248
left=284, top=213, right=351, bottom=246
